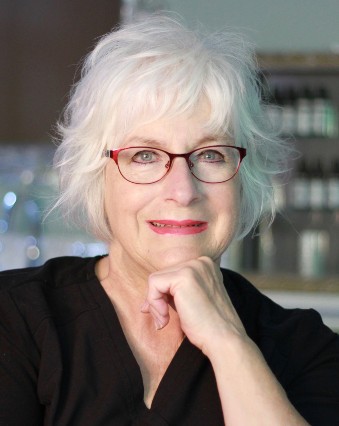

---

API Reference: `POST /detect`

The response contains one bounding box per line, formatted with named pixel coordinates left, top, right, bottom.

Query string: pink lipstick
left=147, top=220, right=208, bottom=235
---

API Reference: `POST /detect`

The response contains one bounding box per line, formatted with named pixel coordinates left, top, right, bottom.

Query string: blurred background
left=1, top=0, right=338, bottom=329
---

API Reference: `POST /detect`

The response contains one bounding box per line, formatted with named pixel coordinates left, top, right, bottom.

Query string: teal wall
left=165, top=0, right=339, bottom=52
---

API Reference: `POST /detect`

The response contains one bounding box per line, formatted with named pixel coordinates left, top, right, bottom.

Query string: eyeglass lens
left=117, top=146, right=241, bottom=184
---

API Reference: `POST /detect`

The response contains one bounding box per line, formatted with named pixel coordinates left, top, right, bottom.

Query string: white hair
left=52, top=13, right=293, bottom=241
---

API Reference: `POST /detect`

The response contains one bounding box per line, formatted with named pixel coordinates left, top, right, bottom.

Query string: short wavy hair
left=52, top=13, right=292, bottom=242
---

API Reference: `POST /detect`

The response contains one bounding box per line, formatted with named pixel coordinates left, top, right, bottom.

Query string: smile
left=147, top=220, right=208, bottom=235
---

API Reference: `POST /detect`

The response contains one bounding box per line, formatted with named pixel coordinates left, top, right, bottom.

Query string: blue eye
left=133, top=150, right=158, bottom=163
left=197, top=150, right=225, bottom=162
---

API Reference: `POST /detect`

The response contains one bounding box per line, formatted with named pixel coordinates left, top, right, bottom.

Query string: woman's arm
left=204, top=329, right=308, bottom=425
left=143, top=256, right=310, bottom=425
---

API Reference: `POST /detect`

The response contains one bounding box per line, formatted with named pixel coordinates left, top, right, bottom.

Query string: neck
left=97, top=253, right=183, bottom=339
left=96, top=244, right=155, bottom=296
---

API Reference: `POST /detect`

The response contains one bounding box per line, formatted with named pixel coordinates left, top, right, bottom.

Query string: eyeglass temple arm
left=104, top=150, right=120, bottom=164
left=104, top=150, right=112, bottom=158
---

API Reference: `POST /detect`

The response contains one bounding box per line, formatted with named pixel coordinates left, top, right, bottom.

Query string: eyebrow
left=123, top=135, right=229, bottom=149
left=123, top=137, right=165, bottom=148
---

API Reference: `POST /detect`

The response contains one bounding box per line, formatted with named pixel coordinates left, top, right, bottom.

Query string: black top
left=0, top=256, right=338, bottom=425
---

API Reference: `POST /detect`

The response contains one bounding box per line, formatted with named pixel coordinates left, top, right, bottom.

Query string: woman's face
left=104, top=104, right=240, bottom=275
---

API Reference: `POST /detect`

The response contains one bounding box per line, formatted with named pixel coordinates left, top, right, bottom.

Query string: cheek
left=219, top=179, right=240, bottom=211
left=229, top=176, right=241, bottom=212
left=214, top=182, right=240, bottom=232
left=104, top=163, right=152, bottom=223
left=104, top=161, right=133, bottom=204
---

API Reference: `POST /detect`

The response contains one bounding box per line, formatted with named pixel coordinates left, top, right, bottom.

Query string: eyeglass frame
left=104, top=144, right=247, bottom=184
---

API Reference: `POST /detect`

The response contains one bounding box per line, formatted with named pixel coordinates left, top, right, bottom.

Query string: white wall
left=164, top=0, right=339, bottom=52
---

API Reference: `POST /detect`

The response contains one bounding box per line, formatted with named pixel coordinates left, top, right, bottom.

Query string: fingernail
left=155, top=318, right=163, bottom=330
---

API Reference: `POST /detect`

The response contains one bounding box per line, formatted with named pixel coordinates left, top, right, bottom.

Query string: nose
left=162, top=157, right=200, bottom=206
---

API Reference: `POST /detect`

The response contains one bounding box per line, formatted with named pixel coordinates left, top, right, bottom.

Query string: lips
left=147, top=220, right=208, bottom=235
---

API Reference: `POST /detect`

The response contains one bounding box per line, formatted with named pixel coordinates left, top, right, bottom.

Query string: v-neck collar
left=84, top=257, right=212, bottom=422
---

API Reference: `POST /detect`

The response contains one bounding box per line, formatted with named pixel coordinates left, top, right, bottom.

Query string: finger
left=147, top=293, right=170, bottom=326
left=149, top=304, right=169, bottom=329
left=146, top=275, right=173, bottom=327
left=140, top=301, right=150, bottom=313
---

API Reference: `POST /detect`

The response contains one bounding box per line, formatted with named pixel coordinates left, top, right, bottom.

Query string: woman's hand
left=141, top=256, right=246, bottom=354
left=141, top=256, right=309, bottom=425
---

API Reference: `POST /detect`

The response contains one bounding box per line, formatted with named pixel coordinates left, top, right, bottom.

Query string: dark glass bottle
left=292, top=159, right=310, bottom=210
left=309, top=159, right=326, bottom=211
left=328, top=159, right=339, bottom=211
left=297, top=87, right=313, bottom=138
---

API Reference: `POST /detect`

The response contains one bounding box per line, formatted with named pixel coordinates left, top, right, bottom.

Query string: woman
left=0, top=14, right=338, bottom=425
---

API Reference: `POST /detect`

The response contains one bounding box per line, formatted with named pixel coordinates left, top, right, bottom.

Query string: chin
left=150, top=246, right=219, bottom=270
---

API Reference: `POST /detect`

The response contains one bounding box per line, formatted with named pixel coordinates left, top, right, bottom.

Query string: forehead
left=116, top=101, right=228, bottom=149
left=105, top=77, right=235, bottom=150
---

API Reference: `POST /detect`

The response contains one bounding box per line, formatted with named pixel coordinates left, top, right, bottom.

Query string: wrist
left=202, top=323, right=256, bottom=366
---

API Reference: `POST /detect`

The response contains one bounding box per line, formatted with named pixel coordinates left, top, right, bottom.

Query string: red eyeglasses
left=104, top=145, right=246, bottom=184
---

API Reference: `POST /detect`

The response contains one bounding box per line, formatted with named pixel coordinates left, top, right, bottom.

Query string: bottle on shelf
left=266, top=86, right=283, bottom=134
left=281, top=87, right=297, bottom=137
left=313, top=87, right=339, bottom=139
left=296, top=87, right=314, bottom=138
left=268, top=83, right=339, bottom=139
left=309, top=159, right=327, bottom=211
left=291, top=159, right=310, bottom=211
left=313, top=87, right=329, bottom=138
left=327, top=159, right=339, bottom=211
left=298, top=229, right=330, bottom=278
left=325, top=94, right=339, bottom=139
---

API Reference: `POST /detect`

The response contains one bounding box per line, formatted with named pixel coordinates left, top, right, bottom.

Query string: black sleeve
left=282, top=309, right=339, bottom=425
left=0, top=290, right=44, bottom=425
left=222, top=269, right=339, bottom=425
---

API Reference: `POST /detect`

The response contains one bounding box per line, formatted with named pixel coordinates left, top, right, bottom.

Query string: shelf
left=243, top=272, right=339, bottom=293
left=257, top=53, right=339, bottom=74
left=275, top=210, right=339, bottom=221
left=293, top=137, right=339, bottom=143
